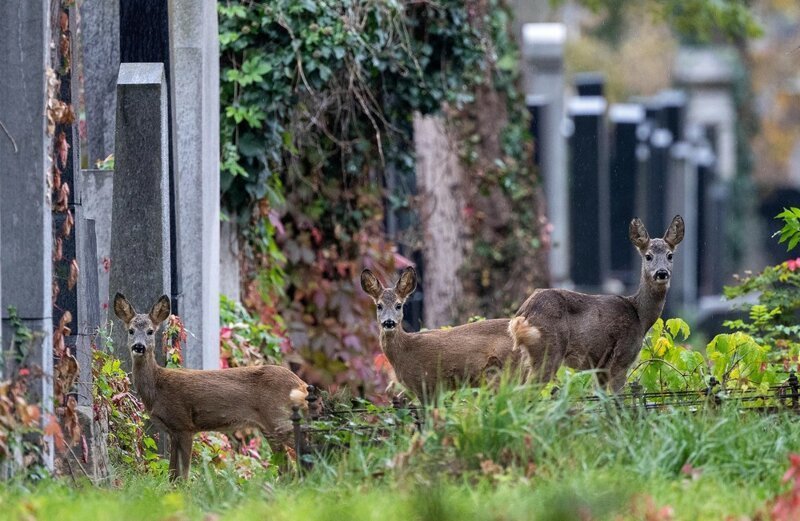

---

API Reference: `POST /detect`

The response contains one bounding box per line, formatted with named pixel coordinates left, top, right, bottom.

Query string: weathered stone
left=81, top=169, right=114, bottom=323
left=522, top=23, right=569, bottom=285
left=0, top=0, right=54, bottom=470
left=168, top=0, right=220, bottom=369
left=74, top=218, right=100, bottom=406
left=109, top=63, right=171, bottom=368
left=79, top=0, right=120, bottom=166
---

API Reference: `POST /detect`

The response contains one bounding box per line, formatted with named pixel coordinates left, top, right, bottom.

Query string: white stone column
left=168, top=0, right=220, bottom=369
left=522, top=23, right=568, bottom=284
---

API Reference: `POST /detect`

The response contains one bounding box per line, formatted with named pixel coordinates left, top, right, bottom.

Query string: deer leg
left=526, top=332, right=562, bottom=384
left=171, top=431, right=193, bottom=481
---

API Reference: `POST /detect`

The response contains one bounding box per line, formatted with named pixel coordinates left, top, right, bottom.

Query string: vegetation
left=4, top=377, right=800, bottom=520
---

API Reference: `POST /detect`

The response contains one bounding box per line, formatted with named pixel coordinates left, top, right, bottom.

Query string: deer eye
left=147, top=329, right=154, bottom=336
left=395, top=303, right=402, bottom=310
left=377, top=303, right=383, bottom=311
left=645, top=254, right=653, bottom=261
left=128, top=328, right=134, bottom=335
left=667, top=253, right=673, bottom=261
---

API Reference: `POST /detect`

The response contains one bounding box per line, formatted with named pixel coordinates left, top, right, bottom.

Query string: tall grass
left=1, top=376, right=795, bottom=520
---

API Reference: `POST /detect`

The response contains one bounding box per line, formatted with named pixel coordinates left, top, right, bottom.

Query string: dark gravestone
left=109, top=64, right=171, bottom=369
left=574, top=72, right=605, bottom=97
left=568, top=96, right=609, bottom=288
left=608, top=104, right=645, bottom=283
left=526, top=96, right=547, bottom=170
left=660, top=90, right=687, bottom=143
left=0, top=0, right=55, bottom=470
left=759, top=188, right=800, bottom=265
left=644, top=128, right=673, bottom=233
left=119, top=0, right=180, bottom=319
left=694, top=145, right=716, bottom=297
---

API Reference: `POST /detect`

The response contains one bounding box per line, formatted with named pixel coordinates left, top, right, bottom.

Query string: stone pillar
left=109, top=63, right=171, bottom=369
left=608, top=103, right=645, bottom=285
left=0, top=0, right=55, bottom=469
left=80, top=169, right=114, bottom=323
left=78, top=0, right=120, bottom=165
left=167, top=0, right=220, bottom=369
left=522, top=23, right=568, bottom=284
left=567, top=96, right=609, bottom=289
left=414, top=114, right=466, bottom=327
left=673, top=47, right=737, bottom=182
left=219, top=221, right=241, bottom=302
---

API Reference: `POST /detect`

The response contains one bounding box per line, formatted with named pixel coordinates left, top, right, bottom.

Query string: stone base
left=55, top=405, right=110, bottom=481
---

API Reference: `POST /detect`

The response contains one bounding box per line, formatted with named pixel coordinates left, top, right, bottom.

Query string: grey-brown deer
left=113, top=293, right=312, bottom=480
left=360, top=267, right=524, bottom=400
left=510, top=215, right=684, bottom=391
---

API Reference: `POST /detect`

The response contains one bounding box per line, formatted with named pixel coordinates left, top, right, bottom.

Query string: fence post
left=629, top=380, right=645, bottom=411
left=705, top=376, right=721, bottom=406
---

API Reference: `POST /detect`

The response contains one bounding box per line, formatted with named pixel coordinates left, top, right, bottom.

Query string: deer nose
left=654, top=269, right=670, bottom=281
left=381, top=319, right=397, bottom=330
left=131, top=343, right=146, bottom=354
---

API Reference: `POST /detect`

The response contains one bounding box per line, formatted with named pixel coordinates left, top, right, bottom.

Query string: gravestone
left=674, top=47, right=738, bottom=182
left=168, top=0, right=220, bottom=369
left=574, top=72, right=605, bottom=97
left=80, top=0, right=120, bottom=166
left=109, top=63, right=171, bottom=368
left=567, top=96, right=609, bottom=289
left=522, top=23, right=569, bottom=284
left=80, top=169, right=114, bottom=322
left=0, top=0, right=55, bottom=470
left=608, top=103, right=645, bottom=284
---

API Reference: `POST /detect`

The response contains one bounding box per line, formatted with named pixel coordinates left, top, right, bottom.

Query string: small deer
left=361, top=267, right=524, bottom=400
left=510, top=215, right=684, bottom=392
left=113, top=293, right=312, bottom=480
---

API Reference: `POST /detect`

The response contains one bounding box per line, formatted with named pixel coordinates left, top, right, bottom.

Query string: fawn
left=510, top=215, right=685, bottom=392
left=361, top=267, right=523, bottom=400
left=113, top=293, right=312, bottom=480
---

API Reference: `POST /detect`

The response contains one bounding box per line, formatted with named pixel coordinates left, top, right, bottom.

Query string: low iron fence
left=290, top=371, right=800, bottom=470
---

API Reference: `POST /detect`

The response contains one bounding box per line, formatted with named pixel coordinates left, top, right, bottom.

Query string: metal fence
left=290, top=371, right=800, bottom=470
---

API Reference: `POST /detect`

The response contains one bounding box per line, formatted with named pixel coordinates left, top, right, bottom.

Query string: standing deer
left=360, top=267, right=524, bottom=400
left=510, top=215, right=684, bottom=391
left=113, top=293, right=312, bottom=480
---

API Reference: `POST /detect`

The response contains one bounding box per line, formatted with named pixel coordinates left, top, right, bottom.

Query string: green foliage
left=219, top=295, right=284, bottom=367
left=218, top=0, right=544, bottom=391
left=92, top=344, right=165, bottom=475
left=776, top=207, right=800, bottom=252
left=562, top=0, right=762, bottom=42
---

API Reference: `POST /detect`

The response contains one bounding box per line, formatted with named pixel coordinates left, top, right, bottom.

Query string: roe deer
left=113, top=293, right=312, bottom=480
left=510, top=215, right=685, bottom=391
left=360, top=267, right=524, bottom=400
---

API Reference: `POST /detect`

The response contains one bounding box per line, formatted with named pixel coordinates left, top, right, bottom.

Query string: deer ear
left=663, top=215, right=684, bottom=248
left=360, top=270, right=383, bottom=300
left=113, top=293, right=136, bottom=324
left=395, top=267, right=417, bottom=300
left=149, top=295, right=171, bottom=325
left=629, top=218, right=650, bottom=250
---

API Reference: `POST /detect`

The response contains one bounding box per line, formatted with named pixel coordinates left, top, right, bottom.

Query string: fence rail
left=290, top=371, right=800, bottom=471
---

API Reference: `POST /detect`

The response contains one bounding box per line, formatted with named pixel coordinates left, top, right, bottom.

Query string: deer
left=113, top=292, right=313, bottom=481
left=509, top=215, right=685, bottom=392
left=360, top=267, right=525, bottom=400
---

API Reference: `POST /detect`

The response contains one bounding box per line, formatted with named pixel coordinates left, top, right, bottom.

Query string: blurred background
left=45, top=0, right=800, bottom=396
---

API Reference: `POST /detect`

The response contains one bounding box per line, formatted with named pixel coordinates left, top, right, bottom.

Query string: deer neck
left=131, top=351, right=162, bottom=411
left=380, top=325, right=411, bottom=362
left=631, top=272, right=669, bottom=334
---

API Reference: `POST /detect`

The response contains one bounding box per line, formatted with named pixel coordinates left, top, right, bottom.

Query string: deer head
left=360, top=267, right=417, bottom=332
left=113, top=293, right=171, bottom=357
left=629, top=215, right=685, bottom=288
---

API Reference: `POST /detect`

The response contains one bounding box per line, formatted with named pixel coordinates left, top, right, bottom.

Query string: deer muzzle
left=131, top=343, right=146, bottom=354
left=654, top=269, right=670, bottom=282
left=381, top=319, right=397, bottom=330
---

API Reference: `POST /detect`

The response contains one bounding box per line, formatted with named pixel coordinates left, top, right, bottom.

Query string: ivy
left=219, top=0, right=547, bottom=392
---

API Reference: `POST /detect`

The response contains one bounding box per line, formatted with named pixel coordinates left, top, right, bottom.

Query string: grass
left=1, top=378, right=796, bottom=520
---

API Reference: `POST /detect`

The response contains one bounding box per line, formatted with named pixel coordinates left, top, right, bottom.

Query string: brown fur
left=114, top=293, right=311, bottom=481
left=512, top=216, right=685, bottom=392
left=361, top=267, right=522, bottom=400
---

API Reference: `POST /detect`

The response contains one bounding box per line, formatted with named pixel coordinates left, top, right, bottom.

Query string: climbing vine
left=219, top=0, right=547, bottom=393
